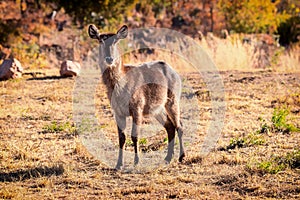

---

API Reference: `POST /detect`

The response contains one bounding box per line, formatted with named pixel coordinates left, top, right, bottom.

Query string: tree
left=45, top=0, right=137, bottom=28
left=276, top=0, right=300, bottom=45
left=218, top=0, right=290, bottom=34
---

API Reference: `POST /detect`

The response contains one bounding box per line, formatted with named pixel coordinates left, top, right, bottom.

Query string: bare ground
left=0, top=69, right=299, bottom=199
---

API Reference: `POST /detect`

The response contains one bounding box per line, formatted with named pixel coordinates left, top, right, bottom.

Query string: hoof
left=179, top=153, right=186, bottom=162
left=164, top=155, right=172, bottom=164
left=134, top=156, right=139, bottom=166
left=115, top=163, right=123, bottom=170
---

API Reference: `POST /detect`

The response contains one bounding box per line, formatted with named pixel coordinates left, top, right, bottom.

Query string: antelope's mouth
left=104, top=63, right=117, bottom=68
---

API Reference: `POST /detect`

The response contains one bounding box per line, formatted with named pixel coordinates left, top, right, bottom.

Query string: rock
left=60, top=60, right=81, bottom=77
left=0, top=58, right=23, bottom=80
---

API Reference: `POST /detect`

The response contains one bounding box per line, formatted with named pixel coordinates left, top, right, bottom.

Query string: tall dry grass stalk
left=121, top=34, right=299, bottom=72
left=198, top=34, right=299, bottom=72
left=201, top=37, right=254, bottom=70
left=123, top=50, right=195, bottom=73
left=277, top=45, right=300, bottom=72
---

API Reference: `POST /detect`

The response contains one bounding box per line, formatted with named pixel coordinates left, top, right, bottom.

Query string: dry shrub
left=277, top=44, right=300, bottom=72
left=198, top=35, right=254, bottom=70
left=200, top=35, right=300, bottom=71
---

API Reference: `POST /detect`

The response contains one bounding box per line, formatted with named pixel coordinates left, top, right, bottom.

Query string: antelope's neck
left=102, top=60, right=125, bottom=101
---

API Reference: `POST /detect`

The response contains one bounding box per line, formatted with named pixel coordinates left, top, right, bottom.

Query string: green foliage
left=126, top=139, right=133, bottom=146
left=218, top=0, right=290, bottom=33
left=255, top=150, right=300, bottom=174
left=139, top=138, right=148, bottom=145
left=11, top=40, right=48, bottom=69
left=258, top=118, right=271, bottom=135
left=277, top=15, right=300, bottom=45
left=0, top=20, right=19, bottom=45
left=138, top=0, right=173, bottom=17
left=271, top=108, right=300, bottom=133
left=125, top=138, right=147, bottom=146
left=258, top=108, right=299, bottom=134
left=277, top=0, right=300, bottom=45
left=222, top=107, right=299, bottom=151
left=224, top=132, right=266, bottom=150
left=46, top=0, right=138, bottom=27
left=227, top=137, right=246, bottom=149
left=163, top=137, right=168, bottom=144
left=271, top=47, right=285, bottom=67
left=281, top=149, right=300, bottom=169
left=42, top=121, right=75, bottom=133
left=257, top=160, right=286, bottom=174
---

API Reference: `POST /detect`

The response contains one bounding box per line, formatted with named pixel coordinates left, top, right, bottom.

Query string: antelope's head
left=88, top=24, right=128, bottom=69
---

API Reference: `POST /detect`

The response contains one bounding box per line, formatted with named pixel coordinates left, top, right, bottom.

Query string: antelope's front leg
left=116, top=116, right=126, bottom=170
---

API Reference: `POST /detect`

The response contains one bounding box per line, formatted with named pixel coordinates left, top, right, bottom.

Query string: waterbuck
left=88, top=24, right=185, bottom=169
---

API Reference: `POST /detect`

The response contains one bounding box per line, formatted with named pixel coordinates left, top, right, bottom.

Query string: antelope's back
left=124, top=60, right=181, bottom=97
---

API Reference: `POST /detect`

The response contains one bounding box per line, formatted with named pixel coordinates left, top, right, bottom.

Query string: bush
left=11, top=40, right=49, bottom=69
left=222, top=107, right=299, bottom=151
left=259, top=108, right=299, bottom=134
left=253, top=150, right=300, bottom=174
left=221, top=132, right=266, bottom=151
left=271, top=108, right=300, bottom=133
left=218, top=0, right=290, bottom=34
left=42, top=121, right=75, bottom=133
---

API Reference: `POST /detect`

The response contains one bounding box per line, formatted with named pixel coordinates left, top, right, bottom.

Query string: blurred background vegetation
left=0, top=0, right=299, bottom=70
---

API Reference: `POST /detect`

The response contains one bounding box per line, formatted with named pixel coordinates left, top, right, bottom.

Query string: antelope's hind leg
left=131, top=111, right=142, bottom=166
left=155, top=113, right=175, bottom=163
left=177, top=125, right=185, bottom=162
left=166, top=101, right=186, bottom=162
left=164, top=117, right=176, bottom=163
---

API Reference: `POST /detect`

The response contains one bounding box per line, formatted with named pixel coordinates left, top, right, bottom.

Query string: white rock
left=0, top=58, right=23, bottom=80
left=60, top=60, right=81, bottom=77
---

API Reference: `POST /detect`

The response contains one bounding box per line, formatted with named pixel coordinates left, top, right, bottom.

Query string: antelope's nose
left=105, top=57, right=113, bottom=65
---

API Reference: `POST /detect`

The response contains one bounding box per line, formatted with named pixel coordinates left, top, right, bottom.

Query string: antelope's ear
left=116, top=25, right=128, bottom=39
left=88, top=24, right=100, bottom=40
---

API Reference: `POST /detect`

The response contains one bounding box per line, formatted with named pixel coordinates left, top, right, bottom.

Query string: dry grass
left=1, top=49, right=300, bottom=199
left=197, top=35, right=300, bottom=72
left=277, top=45, right=300, bottom=72
left=122, top=33, right=300, bottom=73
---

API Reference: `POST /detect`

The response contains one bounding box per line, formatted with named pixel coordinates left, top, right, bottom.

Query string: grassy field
left=0, top=56, right=300, bottom=199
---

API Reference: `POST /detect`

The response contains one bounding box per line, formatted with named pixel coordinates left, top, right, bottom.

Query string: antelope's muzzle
left=105, top=57, right=113, bottom=65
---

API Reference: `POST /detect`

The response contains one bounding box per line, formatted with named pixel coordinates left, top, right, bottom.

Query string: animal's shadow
left=26, top=75, right=72, bottom=81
